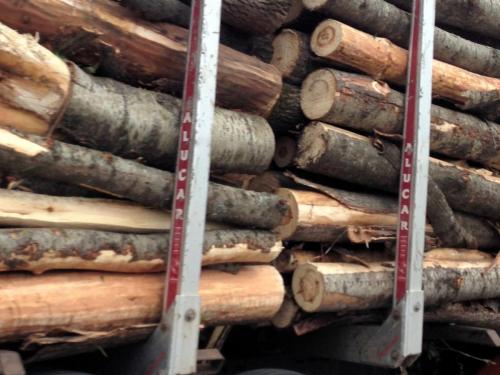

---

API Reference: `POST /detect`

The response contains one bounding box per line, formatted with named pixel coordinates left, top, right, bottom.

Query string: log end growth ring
left=311, top=19, right=342, bottom=58
left=301, top=69, right=337, bottom=120
left=291, top=262, right=324, bottom=312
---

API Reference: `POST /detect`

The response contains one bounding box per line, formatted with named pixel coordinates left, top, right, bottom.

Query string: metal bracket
left=0, top=351, right=25, bottom=375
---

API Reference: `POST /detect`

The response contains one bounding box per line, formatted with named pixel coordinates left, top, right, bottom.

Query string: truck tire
left=236, top=370, right=304, bottom=375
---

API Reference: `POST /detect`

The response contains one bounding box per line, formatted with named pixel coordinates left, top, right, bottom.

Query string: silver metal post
left=118, top=1, right=221, bottom=374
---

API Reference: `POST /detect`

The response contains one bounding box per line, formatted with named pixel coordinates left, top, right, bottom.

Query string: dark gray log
left=268, top=83, right=305, bottom=133
left=122, top=0, right=190, bottom=26
left=0, top=131, right=290, bottom=230
left=295, top=122, right=500, bottom=221
left=62, top=65, right=275, bottom=174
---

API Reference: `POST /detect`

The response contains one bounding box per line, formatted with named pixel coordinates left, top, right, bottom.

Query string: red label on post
left=395, top=0, right=422, bottom=302
left=165, top=0, right=202, bottom=310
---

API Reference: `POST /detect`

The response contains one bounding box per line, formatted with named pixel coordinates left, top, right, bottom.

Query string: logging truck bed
left=0, top=0, right=498, bottom=363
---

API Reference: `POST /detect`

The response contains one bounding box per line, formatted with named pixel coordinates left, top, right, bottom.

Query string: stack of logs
left=0, top=0, right=498, bottom=360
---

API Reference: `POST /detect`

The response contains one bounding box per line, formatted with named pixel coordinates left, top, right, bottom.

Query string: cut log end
left=274, top=136, right=297, bottom=168
left=275, top=188, right=299, bottom=240
left=300, top=69, right=337, bottom=120
left=295, top=122, right=329, bottom=169
left=272, top=29, right=303, bottom=77
left=291, top=263, right=324, bottom=312
left=311, top=19, right=343, bottom=58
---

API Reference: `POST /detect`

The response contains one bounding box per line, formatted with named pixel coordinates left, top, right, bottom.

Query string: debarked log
left=0, top=266, right=285, bottom=342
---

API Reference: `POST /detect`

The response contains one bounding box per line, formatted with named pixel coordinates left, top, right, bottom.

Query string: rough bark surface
left=0, top=129, right=290, bottom=230
left=0, top=266, right=284, bottom=342
left=0, top=22, right=71, bottom=135
left=221, top=0, right=294, bottom=34
left=303, top=0, right=500, bottom=78
left=311, top=20, right=500, bottom=112
left=282, top=187, right=499, bottom=249
left=295, top=122, right=500, bottom=221
left=268, top=84, right=304, bottom=133
left=0, top=228, right=281, bottom=274
left=292, top=251, right=500, bottom=312
left=425, top=301, right=500, bottom=331
left=122, top=0, right=190, bottom=26
left=0, top=0, right=282, bottom=116
left=434, top=0, right=500, bottom=42
left=62, top=65, right=275, bottom=174
left=301, top=69, right=500, bottom=168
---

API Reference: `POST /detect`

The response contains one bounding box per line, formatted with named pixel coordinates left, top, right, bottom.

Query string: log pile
left=0, top=0, right=498, bottom=361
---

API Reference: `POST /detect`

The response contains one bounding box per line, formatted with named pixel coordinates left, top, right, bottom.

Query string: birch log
left=303, top=0, right=500, bottom=78
left=301, top=69, right=500, bottom=168
left=0, top=266, right=284, bottom=342
left=0, top=228, right=282, bottom=274
left=311, top=20, right=500, bottom=113
left=0, top=0, right=282, bottom=116
left=292, top=250, right=500, bottom=313
left=0, top=129, right=291, bottom=232
left=295, top=122, right=500, bottom=221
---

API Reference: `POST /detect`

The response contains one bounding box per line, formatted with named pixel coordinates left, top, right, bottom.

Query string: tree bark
left=434, top=0, right=500, bottom=42
left=0, top=23, right=71, bottom=135
left=303, top=0, right=500, bottom=78
left=281, top=188, right=499, bottom=249
left=292, top=250, right=500, bottom=313
left=311, top=20, right=500, bottom=113
left=0, top=188, right=175, bottom=233
left=267, top=83, right=305, bottom=133
left=301, top=69, right=500, bottom=169
left=0, top=0, right=282, bottom=117
left=0, top=23, right=276, bottom=174
left=0, top=266, right=284, bottom=342
left=295, top=122, right=500, bottom=221
left=0, top=129, right=291, bottom=232
left=274, top=136, right=298, bottom=168
left=121, top=0, right=190, bottom=26
left=221, top=0, right=296, bottom=35
left=0, top=228, right=281, bottom=274
left=63, top=65, right=275, bottom=174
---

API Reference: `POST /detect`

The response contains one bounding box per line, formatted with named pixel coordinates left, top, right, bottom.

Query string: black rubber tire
left=236, top=370, right=304, bottom=375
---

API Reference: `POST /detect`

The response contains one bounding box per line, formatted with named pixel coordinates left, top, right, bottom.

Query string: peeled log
left=0, top=266, right=284, bottom=342
left=0, top=22, right=70, bottom=135
left=281, top=188, right=499, bottom=249
left=301, top=69, right=500, bottom=169
left=292, top=250, right=500, bottom=313
left=0, top=129, right=291, bottom=232
left=295, top=122, right=500, bottom=221
left=0, top=189, right=174, bottom=233
left=303, top=0, right=500, bottom=78
left=0, top=228, right=282, bottom=274
left=311, top=20, right=500, bottom=112
left=0, top=0, right=282, bottom=117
